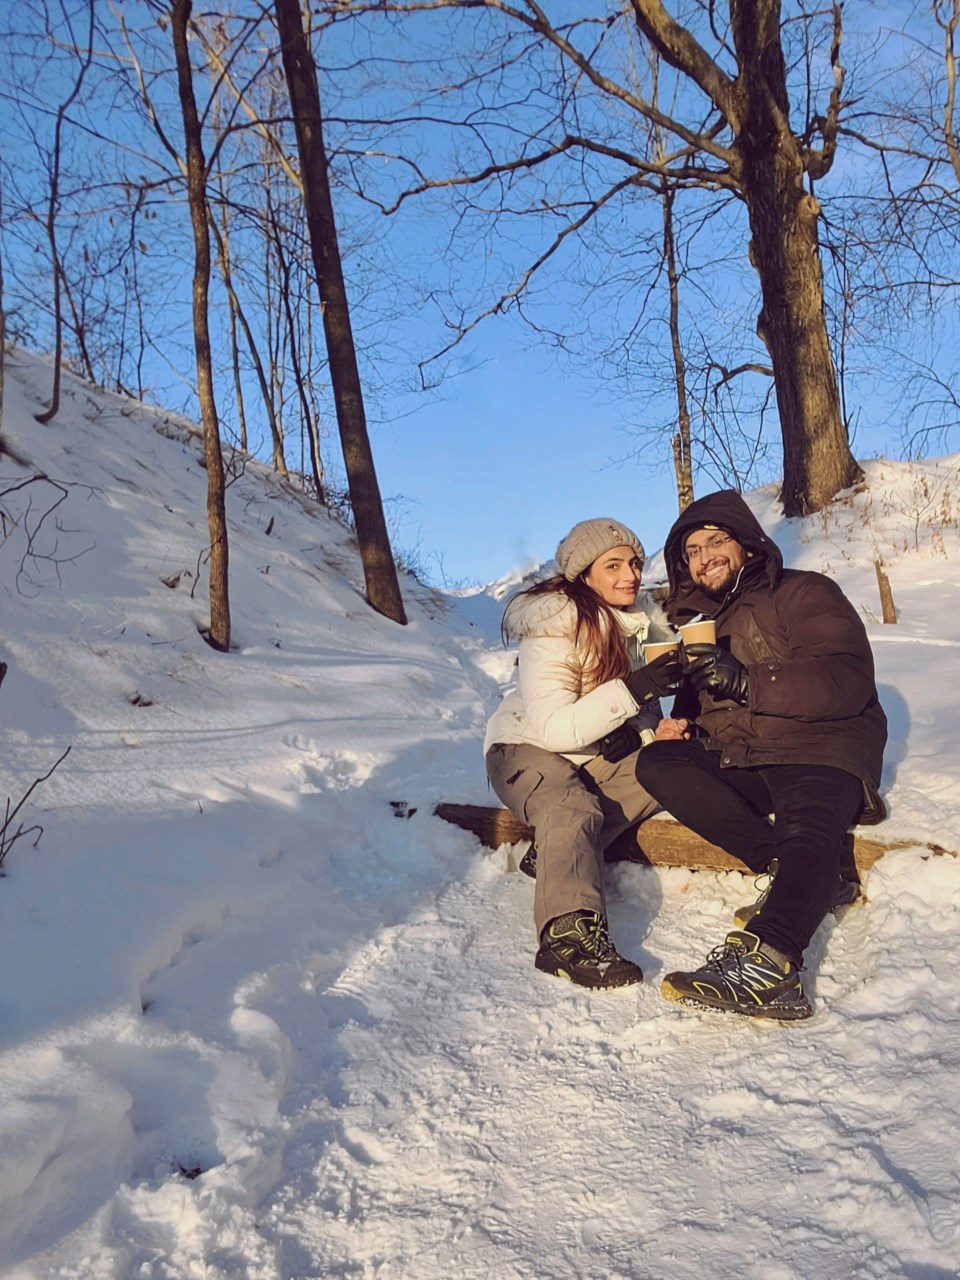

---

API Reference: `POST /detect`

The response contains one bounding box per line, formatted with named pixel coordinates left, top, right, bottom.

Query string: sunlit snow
left=1, top=351, right=959, bottom=1279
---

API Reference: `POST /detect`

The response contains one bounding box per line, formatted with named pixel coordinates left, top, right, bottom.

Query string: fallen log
left=434, top=803, right=955, bottom=875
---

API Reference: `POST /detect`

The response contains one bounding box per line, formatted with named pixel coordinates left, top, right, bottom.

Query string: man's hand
left=684, top=643, right=749, bottom=705
left=654, top=717, right=691, bottom=741
left=623, top=650, right=684, bottom=706
left=599, top=724, right=642, bottom=762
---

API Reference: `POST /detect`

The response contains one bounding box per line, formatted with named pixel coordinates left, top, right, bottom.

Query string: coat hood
left=663, top=490, right=783, bottom=624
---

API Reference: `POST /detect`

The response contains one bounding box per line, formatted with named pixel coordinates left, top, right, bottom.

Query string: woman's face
left=584, top=544, right=644, bottom=607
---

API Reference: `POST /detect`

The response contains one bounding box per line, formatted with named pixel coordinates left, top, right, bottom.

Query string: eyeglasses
left=682, top=533, right=733, bottom=564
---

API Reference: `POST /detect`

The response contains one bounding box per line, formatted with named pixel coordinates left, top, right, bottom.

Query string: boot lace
left=703, top=935, right=750, bottom=975
left=749, top=858, right=779, bottom=912
left=582, top=912, right=617, bottom=960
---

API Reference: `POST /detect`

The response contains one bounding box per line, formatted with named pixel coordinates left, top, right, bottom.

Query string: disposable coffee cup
left=679, top=620, right=717, bottom=647
left=643, top=639, right=681, bottom=661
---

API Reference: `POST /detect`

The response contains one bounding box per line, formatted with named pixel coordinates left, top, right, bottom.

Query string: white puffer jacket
left=483, top=588, right=677, bottom=764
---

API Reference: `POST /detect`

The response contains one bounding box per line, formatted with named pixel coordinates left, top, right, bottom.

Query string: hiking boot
left=535, top=910, right=644, bottom=989
left=733, top=858, right=862, bottom=929
left=661, top=929, right=813, bottom=1020
left=518, top=844, right=538, bottom=878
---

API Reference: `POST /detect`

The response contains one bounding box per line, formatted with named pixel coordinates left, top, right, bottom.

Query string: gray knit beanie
left=555, top=518, right=645, bottom=582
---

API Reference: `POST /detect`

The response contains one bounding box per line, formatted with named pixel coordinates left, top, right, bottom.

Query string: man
left=635, top=490, right=887, bottom=1020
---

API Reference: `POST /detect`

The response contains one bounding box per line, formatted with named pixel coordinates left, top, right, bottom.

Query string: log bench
left=433, top=803, right=955, bottom=875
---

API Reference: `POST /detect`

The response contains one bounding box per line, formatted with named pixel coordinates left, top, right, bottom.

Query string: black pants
left=634, top=740, right=863, bottom=967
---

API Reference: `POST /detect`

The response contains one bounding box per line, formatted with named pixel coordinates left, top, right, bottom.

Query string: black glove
left=623, top=650, right=684, bottom=706
left=599, top=724, right=642, bottom=763
left=683, top=643, right=749, bottom=705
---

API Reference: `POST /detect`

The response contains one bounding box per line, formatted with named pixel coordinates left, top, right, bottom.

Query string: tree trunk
left=303, top=272, right=327, bottom=505
left=268, top=208, right=325, bottom=500
left=210, top=87, right=249, bottom=453
left=261, top=161, right=289, bottom=476
left=171, top=0, right=231, bottom=652
left=35, top=2, right=94, bottom=424
left=661, top=183, right=694, bottom=512
left=274, top=0, right=407, bottom=624
left=0, top=183, right=5, bottom=434
left=209, top=212, right=285, bottom=470
left=730, top=0, right=863, bottom=515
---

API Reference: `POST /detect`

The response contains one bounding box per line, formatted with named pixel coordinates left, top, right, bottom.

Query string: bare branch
left=707, top=360, right=775, bottom=397
left=0, top=746, right=72, bottom=871
left=805, top=3, right=845, bottom=181
left=341, top=0, right=739, bottom=165
left=628, top=0, right=741, bottom=130
left=192, top=19, right=304, bottom=194
left=419, top=171, right=652, bottom=375
left=938, top=0, right=960, bottom=184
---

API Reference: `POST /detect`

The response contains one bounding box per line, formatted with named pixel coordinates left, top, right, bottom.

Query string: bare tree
left=938, top=0, right=960, bottom=183
left=274, top=0, right=406, bottom=623
left=209, top=76, right=249, bottom=454
left=35, top=0, right=95, bottom=424
left=171, top=0, right=230, bottom=650
left=823, top=1, right=960, bottom=456
left=265, top=202, right=326, bottom=500
left=209, top=210, right=289, bottom=474
left=660, top=181, right=694, bottom=511
left=0, top=179, right=5, bottom=436
left=334, top=0, right=861, bottom=515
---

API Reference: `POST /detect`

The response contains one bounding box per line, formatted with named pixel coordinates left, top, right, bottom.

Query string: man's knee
left=635, top=739, right=697, bottom=787
left=772, top=780, right=861, bottom=850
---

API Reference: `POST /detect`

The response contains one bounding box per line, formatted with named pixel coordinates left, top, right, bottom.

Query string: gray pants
left=485, top=742, right=660, bottom=938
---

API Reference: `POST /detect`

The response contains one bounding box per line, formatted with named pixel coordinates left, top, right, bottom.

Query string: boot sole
left=661, top=980, right=813, bottom=1021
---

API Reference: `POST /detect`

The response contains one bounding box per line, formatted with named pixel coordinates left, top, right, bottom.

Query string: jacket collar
left=504, top=588, right=657, bottom=641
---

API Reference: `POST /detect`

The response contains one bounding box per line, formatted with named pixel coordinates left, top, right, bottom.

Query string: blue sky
left=372, top=311, right=911, bottom=587
left=374, top=321, right=691, bottom=587
left=1, top=0, right=953, bottom=590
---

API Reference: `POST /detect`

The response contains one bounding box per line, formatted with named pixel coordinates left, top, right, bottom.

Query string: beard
left=695, top=563, right=738, bottom=598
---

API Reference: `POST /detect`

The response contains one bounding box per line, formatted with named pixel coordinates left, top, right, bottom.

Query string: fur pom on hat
left=555, top=518, right=645, bottom=582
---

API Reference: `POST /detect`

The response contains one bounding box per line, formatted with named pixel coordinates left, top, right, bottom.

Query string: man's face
left=683, top=528, right=748, bottom=597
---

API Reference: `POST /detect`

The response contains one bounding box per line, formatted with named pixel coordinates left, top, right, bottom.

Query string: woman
left=484, top=518, right=688, bottom=989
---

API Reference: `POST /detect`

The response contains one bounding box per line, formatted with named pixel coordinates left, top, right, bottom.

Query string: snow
left=1, top=349, right=960, bottom=1279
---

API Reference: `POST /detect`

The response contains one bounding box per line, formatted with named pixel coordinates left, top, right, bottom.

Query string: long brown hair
left=503, top=573, right=632, bottom=691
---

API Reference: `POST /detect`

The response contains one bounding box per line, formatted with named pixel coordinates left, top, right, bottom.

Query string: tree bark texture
left=625, top=0, right=861, bottom=512
left=274, top=0, right=407, bottom=625
left=875, top=560, right=897, bottom=624
left=172, top=0, right=231, bottom=652
left=661, top=183, right=694, bottom=512
left=432, top=804, right=955, bottom=872
left=728, top=0, right=863, bottom=513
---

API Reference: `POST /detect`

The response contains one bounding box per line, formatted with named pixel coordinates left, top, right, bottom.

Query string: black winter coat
left=665, top=490, right=887, bottom=825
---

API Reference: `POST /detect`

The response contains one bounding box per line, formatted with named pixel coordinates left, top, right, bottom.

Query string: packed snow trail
left=250, top=847, right=960, bottom=1280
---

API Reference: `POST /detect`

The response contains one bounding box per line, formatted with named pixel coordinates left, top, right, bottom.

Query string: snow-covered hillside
left=1, top=350, right=959, bottom=1279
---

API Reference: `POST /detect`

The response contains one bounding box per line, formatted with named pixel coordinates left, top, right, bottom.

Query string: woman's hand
left=623, top=651, right=684, bottom=706
left=654, top=717, right=690, bottom=741
left=598, top=724, right=641, bottom=762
